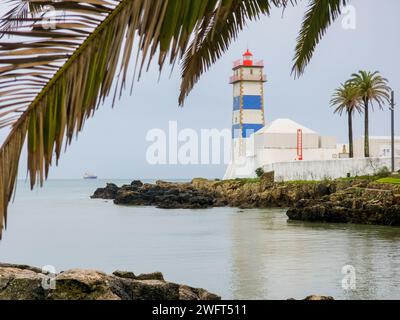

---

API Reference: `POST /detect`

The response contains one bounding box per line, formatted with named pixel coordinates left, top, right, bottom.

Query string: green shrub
left=255, top=167, right=265, bottom=178
left=376, top=166, right=390, bottom=178
left=377, top=177, right=400, bottom=184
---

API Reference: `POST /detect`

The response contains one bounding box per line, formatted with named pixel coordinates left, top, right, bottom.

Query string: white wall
left=354, top=137, right=400, bottom=158
left=255, top=132, right=320, bottom=149
left=319, top=136, right=336, bottom=149
left=255, top=148, right=337, bottom=167
left=263, top=157, right=400, bottom=182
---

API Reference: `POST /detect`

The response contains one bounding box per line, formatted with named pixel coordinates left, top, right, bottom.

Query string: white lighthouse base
left=223, top=157, right=257, bottom=180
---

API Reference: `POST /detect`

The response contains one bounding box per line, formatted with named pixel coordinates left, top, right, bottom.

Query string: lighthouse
left=224, top=51, right=342, bottom=181
left=230, top=50, right=266, bottom=158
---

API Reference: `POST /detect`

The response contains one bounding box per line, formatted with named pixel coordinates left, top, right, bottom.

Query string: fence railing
left=232, top=59, right=264, bottom=68
left=229, top=74, right=267, bottom=83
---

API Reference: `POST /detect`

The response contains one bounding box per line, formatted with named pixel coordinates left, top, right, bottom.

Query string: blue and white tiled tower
left=230, top=50, right=266, bottom=158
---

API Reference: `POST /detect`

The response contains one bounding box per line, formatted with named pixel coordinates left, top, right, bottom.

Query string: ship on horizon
left=83, top=172, right=98, bottom=180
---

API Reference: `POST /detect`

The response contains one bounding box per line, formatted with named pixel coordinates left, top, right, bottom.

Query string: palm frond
left=0, top=0, right=293, bottom=238
left=330, top=82, right=362, bottom=116
left=179, top=0, right=287, bottom=105
left=349, top=70, right=391, bottom=110
left=0, top=0, right=215, bottom=238
left=292, top=0, right=347, bottom=77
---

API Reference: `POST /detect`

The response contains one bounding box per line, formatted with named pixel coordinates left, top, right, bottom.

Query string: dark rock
left=179, top=285, right=221, bottom=300
left=114, top=190, right=149, bottom=205
left=95, top=180, right=217, bottom=209
left=131, top=180, right=144, bottom=188
left=261, top=171, right=275, bottom=183
left=0, top=263, right=42, bottom=274
left=304, top=295, right=335, bottom=300
left=315, top=183, right=331, bottom=197
left=288, top=295, right=335, bottom=300
left=112, top=271, right=136, bottom=279
left=91, top=183, right=119, bottom=200
left=113, top=270, right=164, bottom=281
left=135, top=272, right=164, bottom=281
left=287, top=185, right=400, bottom=226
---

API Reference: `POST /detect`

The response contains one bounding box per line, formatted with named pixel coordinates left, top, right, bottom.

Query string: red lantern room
left=243, top=49, right=253, bottom=66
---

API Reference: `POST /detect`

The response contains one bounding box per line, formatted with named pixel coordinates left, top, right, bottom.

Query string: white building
left=224, top=118, right=341, bottom=179
left=224, top=51, right=398, bottom=181
left=353, top=136, right=400, bottom=158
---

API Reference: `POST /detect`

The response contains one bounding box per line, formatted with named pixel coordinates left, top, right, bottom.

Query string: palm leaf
left=292, top=0, right=347, bottom=77
left=179, top=0, right=289, bottom=105
left=0, top=0, right=363, bottom=238
left=0, top=0, right=293, bottom=238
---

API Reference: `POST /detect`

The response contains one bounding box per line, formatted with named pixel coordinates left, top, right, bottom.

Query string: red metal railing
left=229, top=74, right=267, bottom=83
left=233, top=59, right=264, bottom=68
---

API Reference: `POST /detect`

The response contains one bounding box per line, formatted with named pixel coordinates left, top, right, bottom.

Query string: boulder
left=91, top=183, right=119, bottom=200
left=93, top=180, right=217, bottom=209
left=287, top=185, right=400, bottom=226
left=288, top=295, right=335, bottom=300
left=0, top=263, right=220, bottom=300
left=304, top=295, right=335, bottom=300
left=131, top=180, right=144, bottom=188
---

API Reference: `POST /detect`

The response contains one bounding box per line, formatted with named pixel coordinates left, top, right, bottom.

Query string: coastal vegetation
left=331, top=71, right=391, bottom=158
left=349, top=71, right=392, bottom=157
left=330, top=83, right=362, bottom=158
left=377, top=177, right=400, bottom=185
left=255, top=167, right=265, bottom=178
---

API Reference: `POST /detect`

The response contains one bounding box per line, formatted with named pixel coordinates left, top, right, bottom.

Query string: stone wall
left=263, top=157, right=400, bottom=182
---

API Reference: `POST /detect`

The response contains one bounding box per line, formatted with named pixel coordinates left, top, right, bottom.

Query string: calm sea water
left=1, top=179, right=400, bottom=300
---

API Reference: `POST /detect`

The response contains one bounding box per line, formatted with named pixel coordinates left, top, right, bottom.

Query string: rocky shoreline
left=92, top=176, right=400, bottom=226
left=0, top=263, right=336, bottom=300
left=287, top=182, right=400, bottom=226
left=0, top=263, right=220, bottom=300
left=91, top=180, right=218, bottom=209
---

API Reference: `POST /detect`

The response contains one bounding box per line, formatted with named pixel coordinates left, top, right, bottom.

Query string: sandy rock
left=0, top=264, right=220, bottom=300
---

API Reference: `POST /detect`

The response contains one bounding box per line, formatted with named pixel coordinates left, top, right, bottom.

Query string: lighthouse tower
left=230, top=50, right=266, bottom=159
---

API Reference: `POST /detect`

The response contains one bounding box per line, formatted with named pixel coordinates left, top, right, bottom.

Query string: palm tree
left=349, top=71, right=391, bottom=157
left=0, top=0, right=350, bottom=237
left=330, top=83, right=362, bottom=158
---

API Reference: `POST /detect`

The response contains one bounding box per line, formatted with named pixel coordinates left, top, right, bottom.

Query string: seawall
left=263, top=157, right=400, bottom=181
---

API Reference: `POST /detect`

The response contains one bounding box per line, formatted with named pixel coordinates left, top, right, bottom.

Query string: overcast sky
left=1, top=0, right=400, bottom=180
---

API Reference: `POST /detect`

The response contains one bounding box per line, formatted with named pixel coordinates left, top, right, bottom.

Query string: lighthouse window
left=250, top=69, right=253, bottom=75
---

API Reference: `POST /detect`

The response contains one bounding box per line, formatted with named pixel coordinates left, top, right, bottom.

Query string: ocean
left=1, top=179, right=400, bottom=299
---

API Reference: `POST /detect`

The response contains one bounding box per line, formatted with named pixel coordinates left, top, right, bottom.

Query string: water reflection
left=230, top=209, right=400, bottom=300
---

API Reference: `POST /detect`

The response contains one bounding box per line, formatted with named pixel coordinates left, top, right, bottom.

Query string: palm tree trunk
left=348, top=111, right=354, bottom=158
left=364, top=98, right=370, bottom=157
